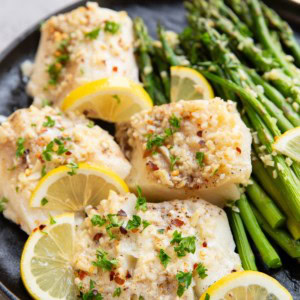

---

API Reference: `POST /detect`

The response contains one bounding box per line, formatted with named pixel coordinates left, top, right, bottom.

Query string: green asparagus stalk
left=261, top=2, right=300, bottom=67
left=237, top=194, right=282, bottom=268
left=252, top=205, right=300, bottom=258
left=246, top=178, right=285, bottom=229
left=248, top=0, right=297, bottom=78
left=227, top=208, right=258, bottom=270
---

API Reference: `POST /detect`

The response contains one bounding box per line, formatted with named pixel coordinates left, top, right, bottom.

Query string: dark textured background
left=0, top=0, right=299, bottom=299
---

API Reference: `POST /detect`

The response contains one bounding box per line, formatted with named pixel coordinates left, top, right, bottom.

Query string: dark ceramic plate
left=0, top=1, right=299, bottom=299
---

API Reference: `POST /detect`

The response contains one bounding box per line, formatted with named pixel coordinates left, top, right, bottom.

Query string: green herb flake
left=142, top=220, right=151, bottom=231
left=104, top=21, right=120, bottom=34
left=87, top=120, right=95, bottom=128
left=67, top=162, right=79, bottom=176
left=126, top=215, right=141, bottom=230
left=158, top=249, right=171, bottom=268
left=196, top=151, right=205, bottom=167
left=113, top=95, right=121, bottom=104
left=15, top=186, right=19, bottom=193
left=85, top=27, right=101, bottom=40
left=31, top=123, right=37, bottom=127
left=164, top=128, right=173, bottom=137
left=16, top=137, right=26, bottom=158
left=139, top=296, right=145, bottom=300
left=176, top=271, right=192, bottom=297
left=196, top=262, right=208, bottom=279
left=146, top=134, right=165, bottom=150
left=169, top=114, right=181, bottom=129
left=91, top=215, right=107, bottom=227
left=135, top=186, right=147, bottom=211
left=49, top=214, right=56, bottom=225
left=41, top=197, right=48, bottom=206
left=41, top=165, right=47, bottom=177
left=42, top=141, right=54, bottom=161
left=157, top=229, right=165, bottom=234
left=204, top=293, right=210, bottom=300
left=41, top=99, right=52, bottom=107
left=43, top=116, right=55, bottom=128
left=171, top=231, right=196, bottom=257
left=106, top=214, right=123, bottom=240
left=170, top=155, right=179, bottom=171
left=113, top=287, right=121, bottom=297
left=0, top=197, right=8, bottom=212
left=82, top=280, right=103, bottom=300
left=92, top=249, right=118, bottom=271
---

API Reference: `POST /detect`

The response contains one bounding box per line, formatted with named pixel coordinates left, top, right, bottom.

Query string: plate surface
left=0, top=0, right=299, bottom=299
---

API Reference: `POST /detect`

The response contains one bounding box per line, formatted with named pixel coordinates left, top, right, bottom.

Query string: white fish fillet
left=0, top=106, right=131, bottom=234
left=116, top=99, right=252, bottom=207
left=74, top=191, right=242, bottom=299
left=26, top=2, right=139, bottom=108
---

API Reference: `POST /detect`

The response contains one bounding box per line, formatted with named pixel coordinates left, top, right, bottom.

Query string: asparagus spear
left=246, top=178, right=285, bottom=229
left=252, top=205, right=300, bottom=258
left=261, top=2, right=300, bottom=67
left=237, top=194, right=282, bottom=268
left=227, top=208, right=258, bottom=270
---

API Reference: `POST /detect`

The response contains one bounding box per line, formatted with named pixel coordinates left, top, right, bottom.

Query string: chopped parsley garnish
left=164, top=128, right=173, bottom=137
left=67, top=162, right=79, bottom=176
left=113, top=95, right=121, bottom=104
left=16, top=137, right=26, bottom=158
left=41, top=99, right=52, bottom=107
left=142, top=220, right=151, bottom=231
left=92, top=249, right=118, bottom=271
left=135, top=186, right=147, bottom=211
left=87, top=120, right=95, bottom=128
left=146, top=134, right=165, bottom=150
left=204, top=293, right=210, bottom=300
left=85, top=27, right=101, bottom=40
left=43, top=116, right=55, bottom=127
left=106, top=214, right=123, bottom=239
left=41, top=165, right=47, bottom=177
left=49, top=214, right=56, bottom=225
left=176, top=271, right=192, bottom=297
left=171, top=231, right=196, bottom=257
left=54, top=138, right=69, bottom=155
left=41, top=197, right=48, bottom=206
left=113, top=287, right=121, bottom=297
left=91, top=215, right=107, bottom=227
left=196, top=151, right=205, bottom=167
left=139, top=296, right=145, bottom=300
left=126, top=215, right=141, bottom=230
left=31, top=123, right=37, bottom=127
left=47, top=39, right=70, bottom=85
left=196, top=262, right=208, bottom=279
left=158, top=249, right=171, bottom=268
left=42, top=141, right=54, bottom=161
left=169, top=114, right=181, bottom=129
left=0, top=197, right=8, bottom=212
left=16, top=186, right=19, bottom=193
left=157, top=229, right=165, bottom=234
left=170, top=155, right=179, bottom=171
left=82, top=280, right=103, bottom=300
left=104, top=21, right=120, bottom=34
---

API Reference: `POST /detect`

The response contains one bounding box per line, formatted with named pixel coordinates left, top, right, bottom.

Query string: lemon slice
left=170, top=66, right=214, bottom=102
left=273, top=127, right=300, bottom=162
left=30, top=163, right=129, bottom=211
left=21, top=213, right=77, bottom=300
left=61, top=76, right=153, bottom=122
left=200, top=271, right=292, bottom=300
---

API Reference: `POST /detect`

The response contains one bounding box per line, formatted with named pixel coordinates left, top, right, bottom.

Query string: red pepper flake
left=171, top=218, right=184, bottom=227
left=146, top=161, right=159, bottom=171
left=143, top=150, right=152, bottom=158
left=33, top=228, right=38, bottom=232
left=114, top=276, right=125, bottom=285
left=93, top=233, right=103, bottom=242
left=126, top=271, right=131, bottom=279
left=236, top=147, right=242, bottom=154
left=202, top=241, right=207, bottom=247
left=39, top=224, right=46, bottom=231
left=110, top=271, right=115, bottom=281
left=117, top=209, right=127, bottom=217
left=197, top=130, right=202, bottom=137
left=113, top=66, right=118, bottom=72
left=65, top=151, right=72, bottom=156
left=78, top=270, right=88, bottom=280
left=119, top=226, right=128, bottom=235
left=193, top=263, right=198, bottom=270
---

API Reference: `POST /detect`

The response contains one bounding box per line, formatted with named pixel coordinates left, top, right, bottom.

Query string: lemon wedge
left=30, top=163, right=129, bottom=211
left=273, top=127, right=300, bottom=162
left=21, top=213, right=77, bottom=300
left=170, top=66, right=214, bottom=102
left=61, top=76, right=153, bottom=122
left=200, top=271, right=292, bottom=300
